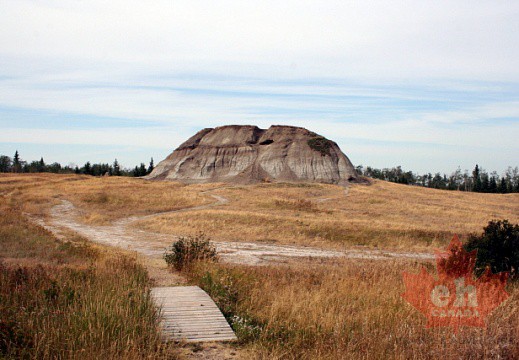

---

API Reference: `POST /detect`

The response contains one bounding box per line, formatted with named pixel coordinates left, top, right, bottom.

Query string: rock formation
left=147, top=125, right=357, bottom=185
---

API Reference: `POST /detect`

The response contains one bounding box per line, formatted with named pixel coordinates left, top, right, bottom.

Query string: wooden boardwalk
left=151, top=286, right=237, bottom=342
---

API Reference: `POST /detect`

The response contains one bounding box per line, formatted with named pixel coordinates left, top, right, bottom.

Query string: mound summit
left=147, top=125, right=357, bottom=185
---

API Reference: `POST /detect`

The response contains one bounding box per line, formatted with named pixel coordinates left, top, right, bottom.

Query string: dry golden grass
left=0, top=187, right=179, bottom=359
left=0, top=173, right=209, bottom=224
left=2, top=173, right=517, bottom=251
left=2, top=173, right=519, bottom=359
left=187, top=259, right=518, bottom=359
left=137, top=181, right=519, bottom=250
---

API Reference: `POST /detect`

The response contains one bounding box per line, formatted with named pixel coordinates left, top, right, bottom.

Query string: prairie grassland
left=138, top=181, right=519, bottom=250
left=0, top=200, right=177, bottom=358
left=0, top=173, right=208, bottom=224
left=3, top=173, right=518, bottom=251
left=4, top=174, right=519, bottom=250
left=186, top=259, right=518, bottom=359
left=2, top=173, right=518, bottom=359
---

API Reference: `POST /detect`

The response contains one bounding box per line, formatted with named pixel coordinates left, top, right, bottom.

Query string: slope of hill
left=147, top=125, right=358, bottom=185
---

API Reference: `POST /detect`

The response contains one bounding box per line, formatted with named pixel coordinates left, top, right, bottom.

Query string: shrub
left=164, top=233, right=218, bottom=271
left=307, top=137, right=332, bottom=156
left=464, top=219, right=519, bottom=279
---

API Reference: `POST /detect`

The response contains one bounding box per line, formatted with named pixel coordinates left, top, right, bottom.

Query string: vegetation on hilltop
left=357, top=164, right=519, bottom=193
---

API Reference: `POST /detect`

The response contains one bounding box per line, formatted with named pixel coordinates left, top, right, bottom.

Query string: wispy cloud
left=0, top=0, right=518, bottom=173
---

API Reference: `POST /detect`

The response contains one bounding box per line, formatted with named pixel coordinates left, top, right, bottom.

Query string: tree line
left=0, top=151, right=154, bottom=177
left=2, top=150, right=517, bottom=193
left=356, top=164, right=519, bottom=193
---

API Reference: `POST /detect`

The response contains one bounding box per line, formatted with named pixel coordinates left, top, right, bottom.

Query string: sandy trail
left=37, top=193, right=434, bottom=266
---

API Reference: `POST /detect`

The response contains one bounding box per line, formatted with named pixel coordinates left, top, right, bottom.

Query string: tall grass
left=185, top=260, right=518, bottom=359
left=0, top=203, right=177, bottom=359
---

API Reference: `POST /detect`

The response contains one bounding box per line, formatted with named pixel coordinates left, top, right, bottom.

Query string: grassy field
left=137, top=180, right=519, bottom=250
left=3, top=173, right=517, bottom=252
left=0, top=173, right=208, bottom=224
left=184, top=259, right=518, bottom=359
left=2, top=173, right=518, bottom=359
left=0, top=177, right=179, bottom=359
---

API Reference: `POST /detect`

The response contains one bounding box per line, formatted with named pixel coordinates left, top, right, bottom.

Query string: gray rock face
left=147, top=125, right=357, bottom=185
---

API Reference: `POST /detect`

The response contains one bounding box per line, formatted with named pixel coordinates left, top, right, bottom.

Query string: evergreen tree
left=38, top=157, right=46, bottom=172
left=47, top=162, right=61, bottom=173
left=481, top=172, right=490, bottom=193
left=13, top=150, right=21, bottom=173
left=84, top=161, right=92, bottom=175
left=147, top=157, right=154, bottom=174
left=472, top=165, right=481, bottom=192
left=132, top=164, right=147, bottom=177
left=113, top=159, right=121, bottom=176
left=139, top=163, right=147, bottom=176
left=498, top=178, right=508, bottom=193
left=489, top=176, right=497, bottom=193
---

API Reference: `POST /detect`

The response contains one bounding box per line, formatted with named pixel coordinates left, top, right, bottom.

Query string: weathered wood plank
left=151, top=286, right=237, bottom=343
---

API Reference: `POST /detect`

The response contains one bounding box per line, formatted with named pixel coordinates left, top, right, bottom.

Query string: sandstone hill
left=146, top=125, right=357, bottom=185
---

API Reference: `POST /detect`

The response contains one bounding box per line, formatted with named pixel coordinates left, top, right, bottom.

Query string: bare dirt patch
left=36, top=195, right=434, bottom=267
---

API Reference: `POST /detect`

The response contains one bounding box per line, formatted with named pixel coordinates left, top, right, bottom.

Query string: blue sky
left=1, top=1, right=518, bottom=174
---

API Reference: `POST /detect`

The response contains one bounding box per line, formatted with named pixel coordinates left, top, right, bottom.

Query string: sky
left=1, top=0, right=518, bottom=174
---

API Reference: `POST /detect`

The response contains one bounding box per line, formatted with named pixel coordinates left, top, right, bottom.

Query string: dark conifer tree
left=498, top=178, right=508, bottom=193
left=13, top=150, right=21, bottom=173
left=84, top=161, right=92, bottom=175
left=147, top=157, right=154, bottom=174
left=139, top=163, right=147, bottom=176
left=489, top=176, right=497, bottom=193
left=481, top=172, right=490, bottom=193
left=38, top=157, right=46, bottom=172
left=113, top=159, right=121, bottom=176
left=472, top=165, right=481, bottom=192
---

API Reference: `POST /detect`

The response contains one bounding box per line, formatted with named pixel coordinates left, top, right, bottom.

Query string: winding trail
left=37, top=191, right=434, bottom=265
left=26, top=187, right=434, bottom=357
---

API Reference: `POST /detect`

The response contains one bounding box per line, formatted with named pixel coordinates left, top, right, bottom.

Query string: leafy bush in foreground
left=164, top=233, right=218, bottom=271
left=465, top=219, right=519, bottom=280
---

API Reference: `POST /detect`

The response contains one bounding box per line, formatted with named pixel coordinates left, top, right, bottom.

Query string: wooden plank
left=151, top=286, right=237, bottom=343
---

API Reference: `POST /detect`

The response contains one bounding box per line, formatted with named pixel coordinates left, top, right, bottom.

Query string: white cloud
left=1, top=127, right=186, bottom=149
left=1, top=0, right=518, bottom=80
left=0, top=0, right=518, bottom=172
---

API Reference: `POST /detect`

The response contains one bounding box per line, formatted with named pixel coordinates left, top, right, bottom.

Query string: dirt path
left=37, top=193, right=434, bottom=267
left=33, top=189, right=433, bottom=359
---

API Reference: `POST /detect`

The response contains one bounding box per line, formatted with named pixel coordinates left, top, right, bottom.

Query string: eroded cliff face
left=147, top=125, right=357, bottom=185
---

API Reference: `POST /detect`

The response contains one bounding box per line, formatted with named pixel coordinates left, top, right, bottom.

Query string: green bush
left=307, top=137, right=332, bottom=156
left=464, top=219, right=519, bottom=279
left=164, top=233, right=218, bottom=271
